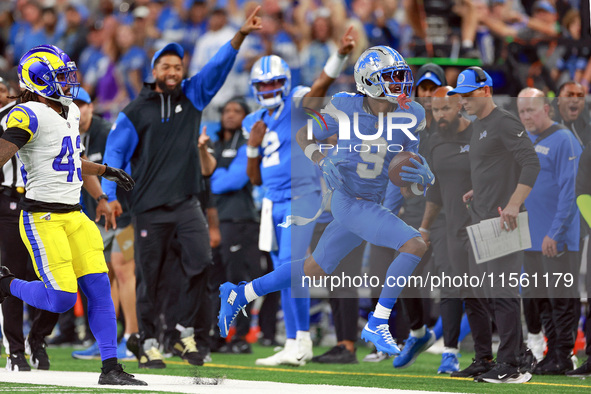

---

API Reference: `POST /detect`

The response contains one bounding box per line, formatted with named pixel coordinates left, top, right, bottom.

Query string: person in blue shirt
left=517, top=88, right=582, bottom=375
left=238, top=27, right=355, bottom=367
left=218, top=45, right=434, bottom=362
left=102, top=7, right=262, bottom=369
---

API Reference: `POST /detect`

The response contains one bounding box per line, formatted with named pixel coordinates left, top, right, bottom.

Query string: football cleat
left=6, top=352, right=31, bottom=371
left=117, top=337, right=135, bottom=361
left=393, top=326, right=435, bottom=368
left=98, top=363, right=147, bottom=385
left=438, top=352, right=460, bottom=374
left=71, top=341, right=100, bottom=360
left=478, top=362, right=532, bottom=384
left=217, top=282, right=248, bottom=338
left=28, top=337, right=50, bottom=370
left=451, top=358, right=495, bottom=378
left=360, top=312, right=400, bottom=356
left=171, top=327, right=204, bottom=366
left=138, top=338, right=166, bottom=369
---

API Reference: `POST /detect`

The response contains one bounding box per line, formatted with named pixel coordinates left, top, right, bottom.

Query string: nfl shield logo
left=67, top=122, right=71, bottom=128
left=9, top=202, right=17, bottom=211
left=140, top=230, right=148, bottom=238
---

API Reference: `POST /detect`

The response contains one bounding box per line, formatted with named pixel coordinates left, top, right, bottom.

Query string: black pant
left=0, top=192, right=59, bottom=353
left=134, top=197, right=212, bottom=341
left=523, top=251, right=578, bottom=362
left=468, top=249, right=525, bottom=365
left=219, top=220, right=261, bottom=338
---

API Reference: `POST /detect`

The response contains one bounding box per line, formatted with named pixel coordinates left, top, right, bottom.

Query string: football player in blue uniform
left=219, top=46, right=434, bottom=359
left=241, top=27, right=355, bottom=366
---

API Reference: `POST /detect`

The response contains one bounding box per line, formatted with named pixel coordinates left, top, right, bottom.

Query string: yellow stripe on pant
left=19, top=210, right=108, bottom=293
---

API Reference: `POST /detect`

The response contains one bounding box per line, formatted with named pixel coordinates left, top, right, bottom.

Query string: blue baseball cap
left=151, top=43, right=184, bottom=69
left=416, top=71, right=442, bottom=87
left=533, top=0, right=556, bottom=13
left=74, top=87, right=91, bottom=104
left=447, top=68, right=493, bottom=95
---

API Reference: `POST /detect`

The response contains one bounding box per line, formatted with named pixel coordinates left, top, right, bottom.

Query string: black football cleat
left=98, top=363, right=147, bottom=385
left=0, top=266, right=15, bottom=303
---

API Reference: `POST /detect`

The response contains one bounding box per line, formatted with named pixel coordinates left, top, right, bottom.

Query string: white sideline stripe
left=0, top=369, right=457, bottom=394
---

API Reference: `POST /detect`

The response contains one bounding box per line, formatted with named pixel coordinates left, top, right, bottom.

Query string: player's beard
left=438, top=116, right=460, bottom=139
left=156, top=78, right=182, bottom=96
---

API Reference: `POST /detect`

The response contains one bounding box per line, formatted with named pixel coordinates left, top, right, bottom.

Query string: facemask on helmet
left=250, top=55, right=291, bottom=109
left=354, top=46, right=413, bottom=103
left=18, top=45, right=80, bottom=106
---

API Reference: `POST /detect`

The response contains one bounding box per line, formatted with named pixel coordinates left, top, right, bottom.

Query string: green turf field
left=1, top=345, right=590, bottom=393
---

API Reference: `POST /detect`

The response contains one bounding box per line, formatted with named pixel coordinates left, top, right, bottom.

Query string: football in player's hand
left=388, top=151, right=422, bottom=187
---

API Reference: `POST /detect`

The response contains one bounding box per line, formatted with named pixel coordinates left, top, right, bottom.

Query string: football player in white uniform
left=0, top=45, right=145, bottom=386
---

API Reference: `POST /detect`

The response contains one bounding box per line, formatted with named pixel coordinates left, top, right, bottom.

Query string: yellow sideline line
left=187, top=362, right=591, bottom=389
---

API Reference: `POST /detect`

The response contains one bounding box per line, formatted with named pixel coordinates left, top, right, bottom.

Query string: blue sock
left=458, top=313, right=471, bottom=343
left=10, top=279, right=76, bottom=313
left=433, top=316, right=443, bottom=340
left=252, top=260, right=305, bottom=297
left=292, top=290, right=310, bottom=332
left=282, top=287, right=297, bottom=339
left=78, top=273, right=117, bottom=361
left=378, top=252, right=421, bottom=309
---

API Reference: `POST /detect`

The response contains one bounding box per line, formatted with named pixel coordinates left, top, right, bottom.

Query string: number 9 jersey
left=4, top=101, right=82, bottom=205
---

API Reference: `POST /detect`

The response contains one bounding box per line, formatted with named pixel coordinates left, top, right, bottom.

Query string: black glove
left=102, top=164, right=135, bottom=191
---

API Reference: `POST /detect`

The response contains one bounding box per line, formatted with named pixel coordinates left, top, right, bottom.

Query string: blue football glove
left=319, top=156, right=347, bottom=192
left=400, top=154, right=435, bottom=187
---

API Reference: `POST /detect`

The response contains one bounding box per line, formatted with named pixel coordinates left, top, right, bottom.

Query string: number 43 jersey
left=5, top=101, right=83, bottom=205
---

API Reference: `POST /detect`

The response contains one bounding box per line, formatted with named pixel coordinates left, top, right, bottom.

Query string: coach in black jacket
left=102, top=8, right=262, bottom=369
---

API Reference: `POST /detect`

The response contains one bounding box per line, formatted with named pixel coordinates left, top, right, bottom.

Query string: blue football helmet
left=250, top=55, right=291, bottom=109
left=18, top=45, right=80, bottom=106
left=354, top=46, right=413, bottom=103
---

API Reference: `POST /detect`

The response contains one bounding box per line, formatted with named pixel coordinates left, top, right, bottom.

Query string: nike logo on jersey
left=517, top=131, right=524, bottom=137
left=14, top=117, right=23, bottom=123
left=229, top=244, right=242, bottom=253
left=175, top=104, right=182, bottom=113
left=569, top=156, right=577, bottom=160
left=479, top=130, right=487, bottom=140
left=40, top=213, right=51, bottom=221
left=460, top=145, right=470, bottom=153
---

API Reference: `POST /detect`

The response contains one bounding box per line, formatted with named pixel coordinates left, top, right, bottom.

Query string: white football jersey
left=5, top=101, right=82, bottom=205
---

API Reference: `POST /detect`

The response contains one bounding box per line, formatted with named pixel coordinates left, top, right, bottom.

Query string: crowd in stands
left=0, top=0, right=588, bottom=122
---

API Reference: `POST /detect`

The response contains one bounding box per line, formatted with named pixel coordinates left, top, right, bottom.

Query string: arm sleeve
left=101, top=112, right=139, bottom=201
left=210, top=145, right=250, bottom=194
left=1, top=127, right=31, bottom=148
left=426, top=169, right=443, bottom=206
left=182, top=40, right=239, bottom=111
left=548, top=136, right=582, bottom=242
left=500, top=118, right=540, bottom=187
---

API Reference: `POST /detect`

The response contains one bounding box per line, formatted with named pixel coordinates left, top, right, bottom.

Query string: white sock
left=244, top=282, right=258, bottom=303
left=296, top=331, right=310, bottom=341
left=443, top=347, right=459, bottom=355
left=123, top=333, right=131, bottom=340
left=410, top=326, right=426, bottom=338
left=284, top=338, right=296, bottom=350
left=462, top=40, right=473, bottom=48
left=373, top=303, right=392, bottom=320
left=528, top=331, right=543, bottom=340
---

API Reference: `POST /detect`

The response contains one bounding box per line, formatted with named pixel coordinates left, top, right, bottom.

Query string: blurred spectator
left=351, top=0, right=401, bottom=49
left=14, top=1, right=45, bottom=62
left=41, top=7, right=61, bottom=43
left=57, top=4, right=89, bottom=63
left=405, top=0, right=478, bottom=57
left=551, top=9, right=587, bottom=87
left=299, top=8, right=337, bottom=87
left=157, top=0, right=185, bottom=43
left=114, top=24, right=150, bottom=102
left=553, top=81, right=590, bottom=147
left=131, top=5, right=159, bottom=55
left=181, top=0, right=209, bottom=56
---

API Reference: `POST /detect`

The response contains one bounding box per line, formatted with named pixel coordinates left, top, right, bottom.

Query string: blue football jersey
left=243, top=86, right=321, bottom=201
left=311, top=93, right=425, bottom=202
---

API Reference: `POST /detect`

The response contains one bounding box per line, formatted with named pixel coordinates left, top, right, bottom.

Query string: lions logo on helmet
left=18, top=45, right=80, bottom=106
left=250, top=55, right=291, bottom=109
left=354, top=46, right=413, bottom=103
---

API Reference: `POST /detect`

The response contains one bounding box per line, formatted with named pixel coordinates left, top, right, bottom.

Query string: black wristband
left=96, top=193, right=109, bottom=203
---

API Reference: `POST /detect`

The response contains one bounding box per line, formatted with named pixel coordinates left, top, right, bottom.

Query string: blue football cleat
left=438, top=352, right=460, bottom=374
left=117, top=337, right=136, bottom=360
left=217, top=282, right=248, bottom=338
left=72, top=341, right=100, bottom=360
left=361, top=312, right=400, bottom=356
left=393, top=326, right=435, bottom=368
